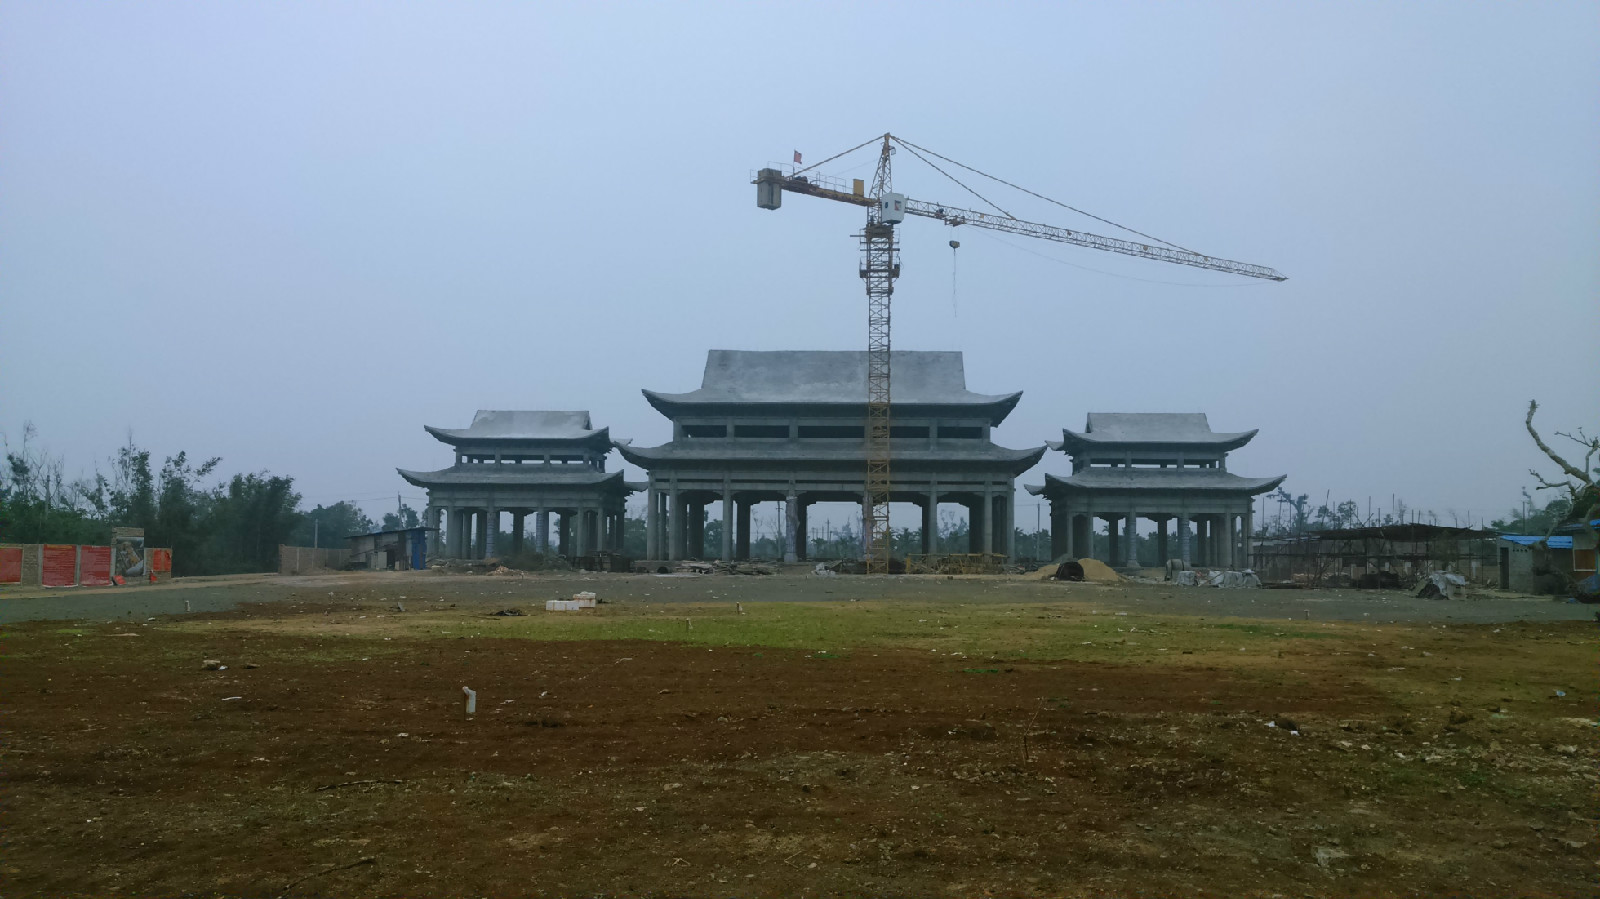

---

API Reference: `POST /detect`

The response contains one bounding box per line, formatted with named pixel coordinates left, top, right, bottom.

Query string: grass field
left=4, top=573, right=1595, bottom=897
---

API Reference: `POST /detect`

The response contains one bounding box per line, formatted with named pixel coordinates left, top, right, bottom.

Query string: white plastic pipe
left=462, top=686, right=477, bottom=715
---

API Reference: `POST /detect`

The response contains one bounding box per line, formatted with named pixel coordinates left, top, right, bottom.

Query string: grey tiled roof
left=396, top=465, right=635, bottom=490
left=644, top=350, right=1021, bottom=408
left=1051, top=412, right=1256, bottom=451
left=617, top=440, right=1046, bottom=473
left=424, top=411, right=607, bottom=443
left=1025, top=468, right=1286, bottom=495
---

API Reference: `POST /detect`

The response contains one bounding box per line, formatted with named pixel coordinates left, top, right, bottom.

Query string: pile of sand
left=1036, top=558, right=1123, bottom=583
left=1077, top=558, right=1122, bottom=582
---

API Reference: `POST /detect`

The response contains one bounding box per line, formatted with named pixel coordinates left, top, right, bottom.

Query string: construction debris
left=1416, top=572, right=1468, bottom=600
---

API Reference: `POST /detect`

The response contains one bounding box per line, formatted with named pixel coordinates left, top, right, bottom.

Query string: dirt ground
left=3, top=572, right=1596, bottom=897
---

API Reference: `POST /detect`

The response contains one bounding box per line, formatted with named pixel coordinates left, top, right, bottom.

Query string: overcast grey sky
left=3, top=1, right=1596, bottom=530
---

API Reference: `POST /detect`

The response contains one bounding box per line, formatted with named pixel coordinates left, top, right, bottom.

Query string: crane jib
left=902, top=200, right=1286, bottom=281
left=755, top=169, right=1284, bottom=281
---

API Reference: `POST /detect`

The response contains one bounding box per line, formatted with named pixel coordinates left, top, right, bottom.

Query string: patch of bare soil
left=3, top=611, right=1594, bottom=897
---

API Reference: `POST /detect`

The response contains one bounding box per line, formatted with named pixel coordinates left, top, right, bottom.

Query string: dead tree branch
left=1526, top=401, right=1594, bottom=489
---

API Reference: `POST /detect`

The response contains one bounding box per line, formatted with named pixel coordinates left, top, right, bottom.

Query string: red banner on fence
left=149, top=548, right=172, bottom=573
left=0, top=546, right=22, bottom=584
left=42, top=544, right=78, bottom=587
left=79, top=545, right=113, bottom=586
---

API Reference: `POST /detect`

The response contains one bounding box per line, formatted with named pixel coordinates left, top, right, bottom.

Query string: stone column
left=645, top=487, right=659, bottom=559
left=796, top=500, right=809, bottom=561
left=967, top=501, right=984, bottom=554
left=1198, top=517, right=1210, bottom=567
left=558, top=512, right=570, bottom=557
left=537, top=510, right=551, bottom=554
left=923, top=492, right=938, bottom=555
left=1002, top=489, right=1016, bottom=561
left=512, top=513, right=525, bottom=554
left=687, top=502, right=704, bottom=559
left=1157, top=518, right=1169, bottom=564
left=1243, top=508, right=1254, bottom=569
left=1224, top=513, right=1237, bottom=569
left=981, top=488, right=995, bottom=555
left=736, top=500, right=751, bottom=560
left=1107, top=516, right=1120, bottom=566
left=1178, top=515, right=1191, bottom=566
left=1124, top=509, right=1138, bottom=568
left=1049, top=504, right=1065, bottom=560
left=668, top=489, right=683, bottom=561
left=453, top=508, right=467, bottom=558
left=573, top=508, right=586, bottom=557
left=784, top=492, right=799, bottom=563
left=721, top=488, right=734, bottom=562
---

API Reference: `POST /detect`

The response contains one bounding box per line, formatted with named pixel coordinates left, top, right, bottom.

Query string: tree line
left=1, top=427, right=410, bottom=577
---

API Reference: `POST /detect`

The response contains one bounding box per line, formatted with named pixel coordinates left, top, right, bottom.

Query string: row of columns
left=643, top=485, right=1016, bottom=562
left=425, top=505, right=624, bottom=560
left=1049, top=508, right=1254, bottom=569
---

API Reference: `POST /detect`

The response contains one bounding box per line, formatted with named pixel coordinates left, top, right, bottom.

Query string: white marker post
left=462, top=686, right=477, bottom=715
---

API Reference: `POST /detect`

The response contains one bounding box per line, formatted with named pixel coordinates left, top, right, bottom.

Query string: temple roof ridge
left=1025, top=469, right=1286, bottom=495
left=1053, top=412, right=1257, bottom=452
left=424, top=410, right=609, bottom=444
left=616, top=441, right=1046, bottom=475
left=396, top=465, right=637, bottom=490
left=643, top=350, right=1021, bottom=417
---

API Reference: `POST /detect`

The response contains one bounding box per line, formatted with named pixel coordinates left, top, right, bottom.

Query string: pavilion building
left=1027, top=413, right=1285, bottom=569
left=617, top=350, right=1045, bottom=562
left=398, top=411, right=639, bottom=560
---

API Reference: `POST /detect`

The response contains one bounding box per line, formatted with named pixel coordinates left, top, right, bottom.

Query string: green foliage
left=0, top=424, right=107, bottom=544
left=381, top=502, right=421, bottom=531
left=2, top=425, right=304, bottom=576
left=290, top=501, right=373, bottom=549
left=1490, top=495, right=1576, bottom=535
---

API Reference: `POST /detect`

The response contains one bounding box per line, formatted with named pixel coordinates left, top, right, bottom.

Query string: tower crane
left=754, top=133, right=1285, bottom=573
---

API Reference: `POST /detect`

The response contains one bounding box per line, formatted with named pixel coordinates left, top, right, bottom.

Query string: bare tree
left=1525, top=400, right=1598, bottom=529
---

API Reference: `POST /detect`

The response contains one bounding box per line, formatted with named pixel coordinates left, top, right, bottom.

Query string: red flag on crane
left=793, top=150, right=802, bottom=164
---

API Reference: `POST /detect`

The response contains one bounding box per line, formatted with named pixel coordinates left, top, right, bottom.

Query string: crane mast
left=859, top=137, right=897, bottom=573
left=754, top=133, right=1284, bottom=573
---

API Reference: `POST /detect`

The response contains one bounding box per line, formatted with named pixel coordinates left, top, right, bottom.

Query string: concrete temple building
left=1027, top=413, right=1285, bottom=569
left=398, top=411, right=639, bottom=560
left=617, top=350, right=1046, bottom=562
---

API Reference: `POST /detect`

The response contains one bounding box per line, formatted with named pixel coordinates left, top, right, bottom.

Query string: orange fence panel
left=79, top=545, right=113, bottom=586
left=0, top=546, right=22, bottom=584
left=42, top=544, right=78, bottom=587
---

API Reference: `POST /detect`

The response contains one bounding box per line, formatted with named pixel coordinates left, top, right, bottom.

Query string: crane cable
left=892, top=140, right=1017, bottom=221
left=790, top=134, right=885, bottom=179
left=889, top=135, right=1197, bottom=254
